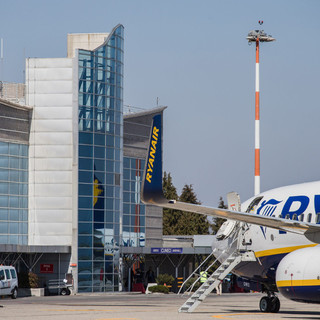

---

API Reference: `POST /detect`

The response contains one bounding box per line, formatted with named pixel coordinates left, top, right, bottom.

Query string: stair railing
left=178, top=233, right=240, bottom=295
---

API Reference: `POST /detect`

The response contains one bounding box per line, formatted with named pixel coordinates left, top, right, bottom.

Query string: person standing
left=133, top=268, right=145, bottom=293
left=200, top=270, right=208, bottom=284
left=216, top=280, right=222, bottom=295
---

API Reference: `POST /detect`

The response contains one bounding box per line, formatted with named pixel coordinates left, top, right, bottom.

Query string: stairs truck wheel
left=60, top=288, right=68, bottom=296
left=259, top=296, right=271, bottom=312
left=270, top=296, right=280, bottom=313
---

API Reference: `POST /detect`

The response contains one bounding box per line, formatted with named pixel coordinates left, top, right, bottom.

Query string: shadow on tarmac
left=225, top=309, right=320, bottom=319
left=193, top=308, right=320, bottom=319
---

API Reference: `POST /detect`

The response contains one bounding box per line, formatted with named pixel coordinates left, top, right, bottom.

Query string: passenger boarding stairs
left=178, top=247, right=256, bottom=313
left=179, top=192, right=255, bottom=313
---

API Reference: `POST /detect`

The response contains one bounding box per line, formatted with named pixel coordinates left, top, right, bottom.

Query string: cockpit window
left=246, top=197, right=263, bottom=213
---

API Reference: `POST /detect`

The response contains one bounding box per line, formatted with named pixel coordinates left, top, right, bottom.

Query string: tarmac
left=1, top=292, right=320, bottom=320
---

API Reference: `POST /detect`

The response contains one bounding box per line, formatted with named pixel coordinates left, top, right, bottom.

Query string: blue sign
left=151, top=248, right=183, bottom=254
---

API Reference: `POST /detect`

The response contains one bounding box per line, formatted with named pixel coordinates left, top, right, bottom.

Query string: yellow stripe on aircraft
left=254, top=243, right=317, bottom=258
left=277, top=279, right=320, bottom=287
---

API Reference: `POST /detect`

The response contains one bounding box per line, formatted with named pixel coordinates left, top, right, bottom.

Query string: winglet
left=141, top=114, right=166, bottom=204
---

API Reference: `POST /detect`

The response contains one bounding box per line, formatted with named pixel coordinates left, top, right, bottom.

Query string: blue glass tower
left=77, top=25, right=124, bottom=292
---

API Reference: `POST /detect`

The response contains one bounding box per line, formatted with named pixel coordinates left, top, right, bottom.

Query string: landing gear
left=259, top=295, right=280, bottom=313
left=259, top=296, right=270, bottom=312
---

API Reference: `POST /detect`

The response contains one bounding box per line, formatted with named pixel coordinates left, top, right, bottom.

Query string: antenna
left=0, top=38, right=3, bottom=80
left=0, top=38, right=3, bottom=59
left=23, top=47, right=26, bottom=83
left=246, top=22, right=275, bottom=196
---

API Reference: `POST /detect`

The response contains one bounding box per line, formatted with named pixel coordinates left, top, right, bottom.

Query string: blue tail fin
left=141, top=114, right=165, bottom=204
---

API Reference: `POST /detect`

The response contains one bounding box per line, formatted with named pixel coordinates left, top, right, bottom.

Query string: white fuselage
left=213, top=180, right=320, bottom=285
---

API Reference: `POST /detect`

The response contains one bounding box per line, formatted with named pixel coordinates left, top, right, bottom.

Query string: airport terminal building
left=0, top=24, right=213, bottom=293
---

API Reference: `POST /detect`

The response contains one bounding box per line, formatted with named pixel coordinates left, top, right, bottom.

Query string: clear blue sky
left=1, top=0, right=320, bottom=205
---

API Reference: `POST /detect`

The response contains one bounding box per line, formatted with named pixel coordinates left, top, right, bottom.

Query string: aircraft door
left=240, top=196, right=264, bottom=248
left=227, top=192, right=241, bottom=212
left=216, top=192, right=240, bottom=240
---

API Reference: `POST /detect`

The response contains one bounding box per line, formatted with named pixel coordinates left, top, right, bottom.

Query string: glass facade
left=77, top=25, right=124, bottom=292
left=123, top=157, right=146, bottom=247
left=0, top=141, right=28, bottom=245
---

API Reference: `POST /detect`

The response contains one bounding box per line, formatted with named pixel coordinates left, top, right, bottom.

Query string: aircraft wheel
left=270, top=296, right=280, bottom=313
left=259, top=296, right=271, bottom=312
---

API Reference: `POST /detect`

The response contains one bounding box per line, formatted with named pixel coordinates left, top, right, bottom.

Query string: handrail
left=185, top=251, right=224, bottom=295
left=182, top=247, right=233, bottom=296
left=178, top=233, right=240, bottom=295
left=177, top=249, right=216, bottom=295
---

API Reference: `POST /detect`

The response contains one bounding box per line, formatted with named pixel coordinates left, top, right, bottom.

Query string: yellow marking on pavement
left=43, top=309, right=114, bottom=312
left=212, top=313, right=269, bottom=319
left=97, top=318, right=139, bottom=320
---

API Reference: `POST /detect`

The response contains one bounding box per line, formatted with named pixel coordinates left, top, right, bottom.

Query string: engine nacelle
left=276, top=246, right=320, bottom=303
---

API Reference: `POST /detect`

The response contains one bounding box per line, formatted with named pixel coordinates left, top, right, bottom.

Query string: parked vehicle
left=0, top=266, right=18, bottom=299
left=47, top=276, right=72, bottom=296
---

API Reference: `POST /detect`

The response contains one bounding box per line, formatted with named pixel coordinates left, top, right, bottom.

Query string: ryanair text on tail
left=146, top=125, right=159, bottom=183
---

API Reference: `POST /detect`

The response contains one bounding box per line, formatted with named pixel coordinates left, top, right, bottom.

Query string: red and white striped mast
left=247, top=21, right=275, bottom=196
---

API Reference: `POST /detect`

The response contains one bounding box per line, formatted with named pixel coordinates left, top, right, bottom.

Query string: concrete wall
left=145, top=205, right=163, bottom=247
left=0, top=82, right=26, bottom=105
left=0, top=99, right=31, bottom=143
left=67, top=33, right=109, bottom=58
left=26, top=58, right=74, bottom=246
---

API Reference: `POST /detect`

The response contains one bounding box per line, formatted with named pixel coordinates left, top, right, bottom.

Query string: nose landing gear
left=259, top=295, right=280, bottom=313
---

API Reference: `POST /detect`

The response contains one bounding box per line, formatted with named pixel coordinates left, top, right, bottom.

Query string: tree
left=162, top=176, right=213, bottom=235
left=176, top=184, right=212, bottom=235
left=211, top=197, right=227, bottom=235
left=179, top=184, right=201, bottom=204
left=162, top=172, right=180, bottom=235
left=218, top=196, right=227, bottom=209
left=163, top=172, right=178, bottom=200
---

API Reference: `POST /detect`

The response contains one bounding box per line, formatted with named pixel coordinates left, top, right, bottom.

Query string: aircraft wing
left=142, top=114, right=320, bottom=244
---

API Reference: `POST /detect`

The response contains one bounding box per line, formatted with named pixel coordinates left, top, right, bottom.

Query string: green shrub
left=184, top=277, right=201, bottom=292
left=148, top=285, right=169, bottom=294
left=18, top=272, right=39, bottom=288
left=156, top=273, right=174, bottom=285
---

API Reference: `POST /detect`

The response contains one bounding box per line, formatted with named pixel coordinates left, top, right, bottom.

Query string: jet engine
left=276, top=245, right=320, bottom=303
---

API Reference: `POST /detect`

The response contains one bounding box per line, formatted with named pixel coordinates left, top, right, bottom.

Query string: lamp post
left=247, top=22, right=275, bottom=196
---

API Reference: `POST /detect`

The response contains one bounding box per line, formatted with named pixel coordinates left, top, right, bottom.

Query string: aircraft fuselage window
left=285, top=214, right=290, bottom=220
left=292, top=214, right=298, bottom=221
left=316, top=213, right=320, bottom=224
left=308, top=213, right=312, bottom=223
left=299, top=214, right=304, bottom=222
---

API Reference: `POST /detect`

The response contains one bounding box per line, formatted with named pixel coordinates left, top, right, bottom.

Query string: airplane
left=141, top=113, right=320, bottom=313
